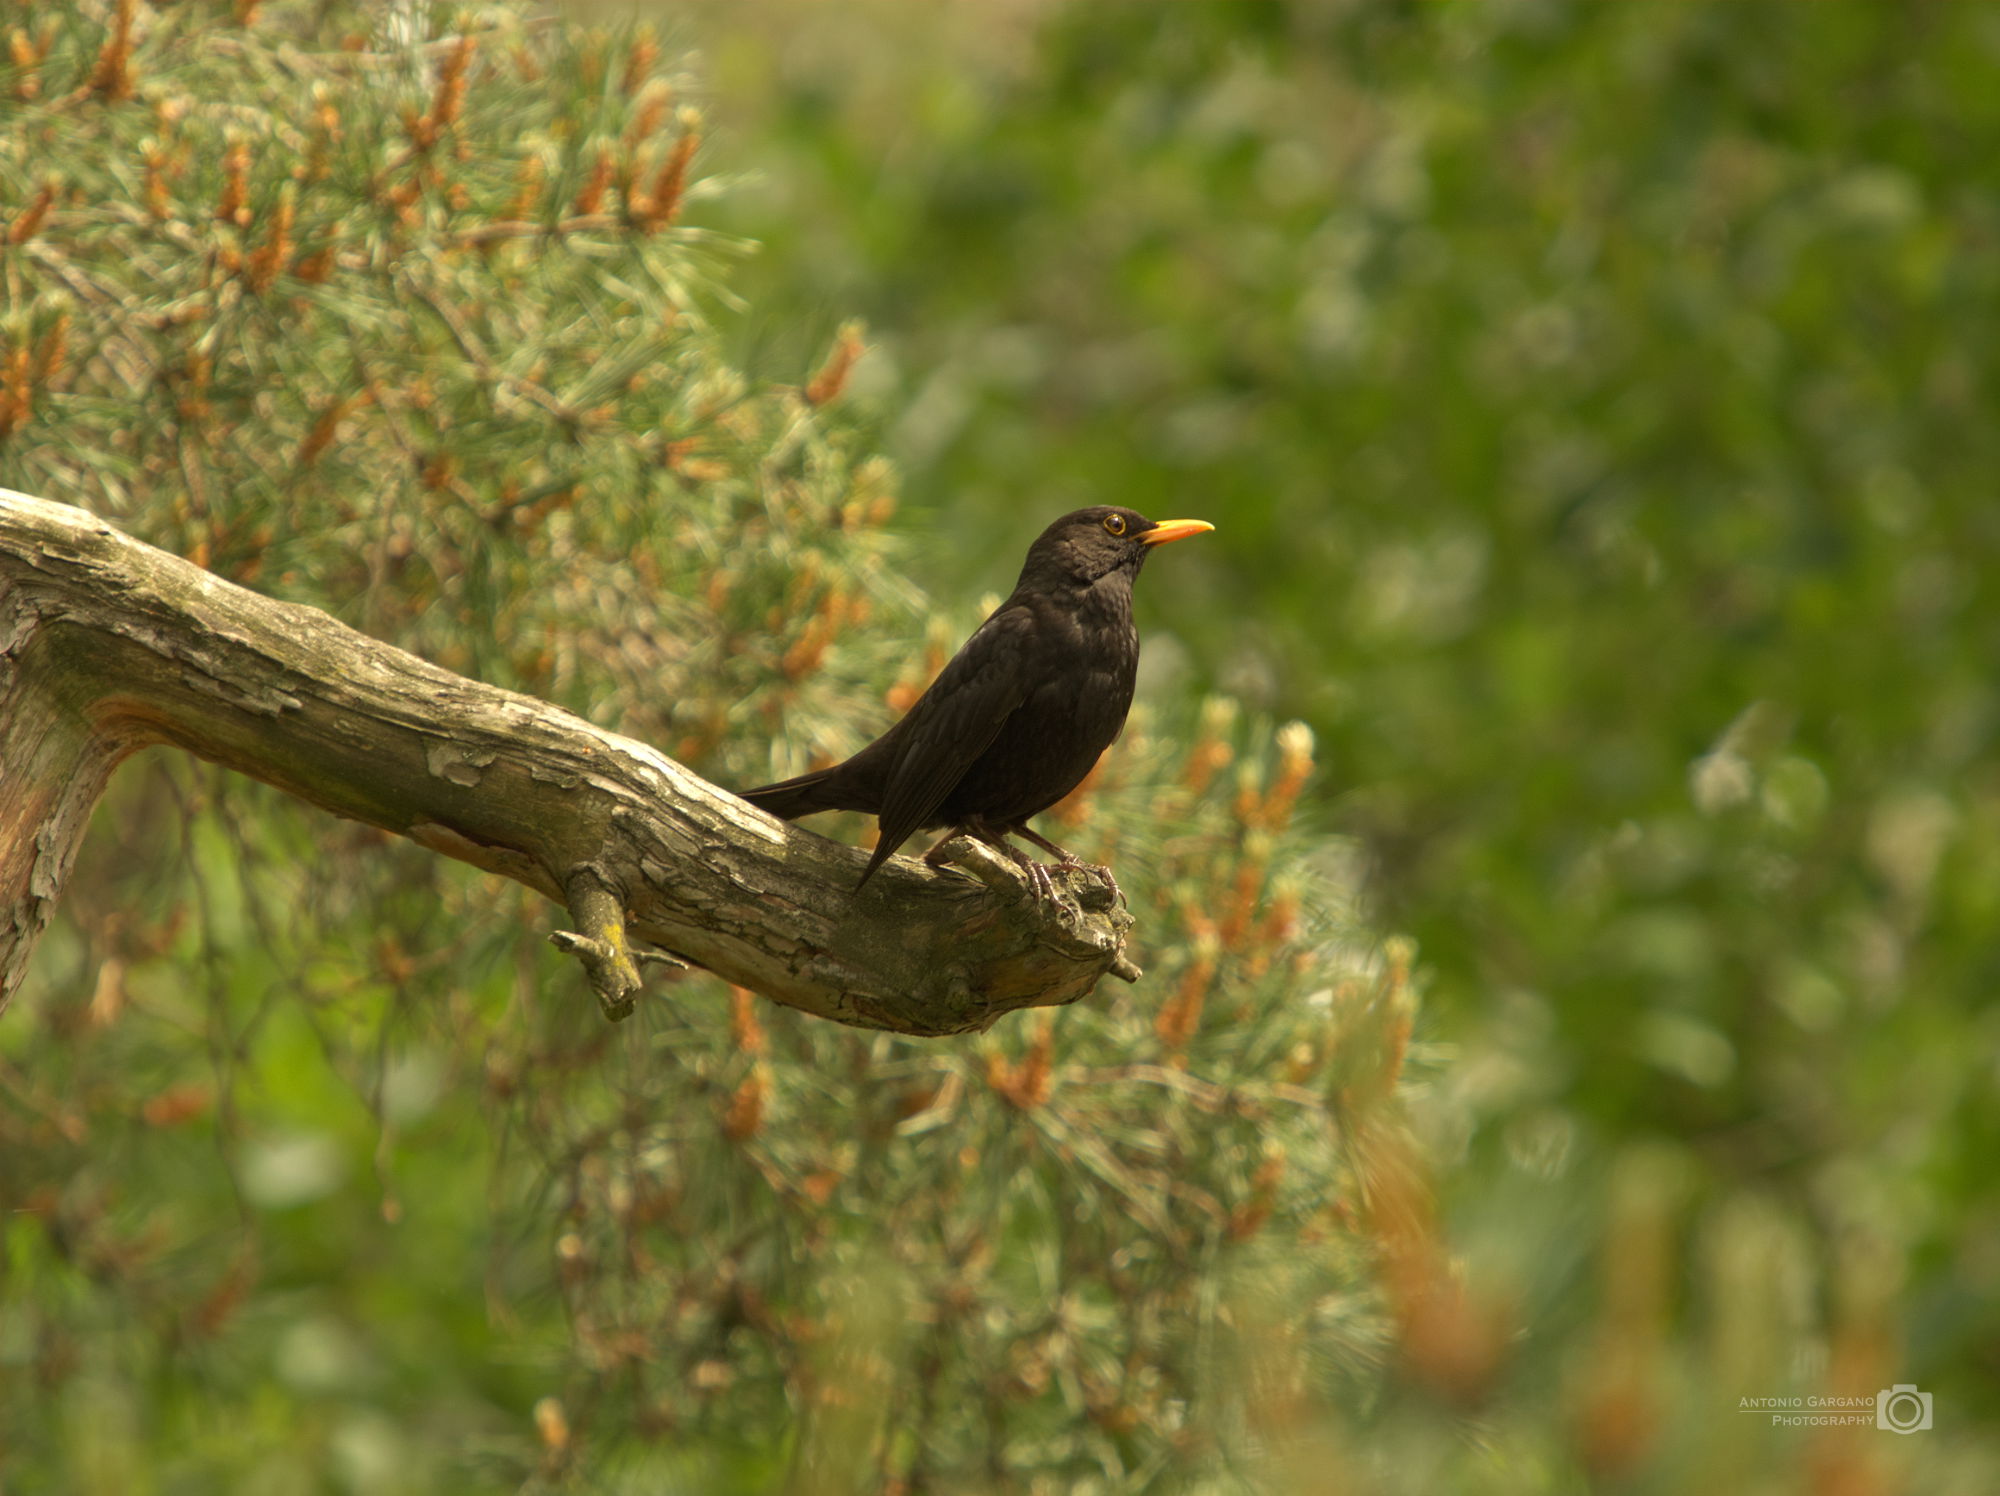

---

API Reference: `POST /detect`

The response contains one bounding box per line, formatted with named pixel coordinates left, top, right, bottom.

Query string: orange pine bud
left=620, top=29, right=659, bottom=95
left=572, top=143, right=613, bottom=216
left=242, top=184, right=294, bottom=290
left=1154, top=917, right=1219, bottom=1052
left=721, top=1066, right=767, bottom=1141
left=727, top=986, right=767, bottom=1057
left=88, top=0, right=137, bottom=101
left=6, top=180, right=55, bottom=244
left=805, top=321, right=867, bottom=407
left=432, top=34, right=475, bottom=130
left=0, top=344, right=33, bottom=438
left=636, top=121, right=699, bottom=230
left=8, top=28, right=41, bottom=101
left=215, top=140, right=250, bottom=226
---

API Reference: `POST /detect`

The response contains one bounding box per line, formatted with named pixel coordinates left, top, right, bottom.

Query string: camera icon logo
left=1876, top=1384, right=1932, bottom=1434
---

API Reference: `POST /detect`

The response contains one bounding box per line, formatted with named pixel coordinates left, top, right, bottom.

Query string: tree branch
left=0, top=490, right=1137, bottom=1032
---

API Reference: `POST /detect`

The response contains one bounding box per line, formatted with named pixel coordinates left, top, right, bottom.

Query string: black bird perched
left=738, top=506, right=1213, bottom=899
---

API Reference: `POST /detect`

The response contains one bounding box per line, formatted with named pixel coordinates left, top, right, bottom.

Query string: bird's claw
left=1072, top=860, right=1120, bottom=904
left=1024, top=858, right=1081, bottom=918
left=1056, top=857, right=1124, bottom=912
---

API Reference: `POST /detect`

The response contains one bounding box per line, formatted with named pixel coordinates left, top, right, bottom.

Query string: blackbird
left=739, top=506, right=1213, bottom=899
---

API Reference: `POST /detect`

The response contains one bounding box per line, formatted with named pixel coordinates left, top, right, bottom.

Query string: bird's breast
left=936, top=587, right=1140, bottom=824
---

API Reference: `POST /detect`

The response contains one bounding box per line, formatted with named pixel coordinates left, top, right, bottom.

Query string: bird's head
left=1020, top=506, right=1214, bottom=587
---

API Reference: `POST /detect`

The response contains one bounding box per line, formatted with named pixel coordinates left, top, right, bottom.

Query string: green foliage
left=0, top=4, right=1420, bottom=1491
left=0, top=0, right=913, bottom=759
left=11, top=0, right=1999, bottom=1488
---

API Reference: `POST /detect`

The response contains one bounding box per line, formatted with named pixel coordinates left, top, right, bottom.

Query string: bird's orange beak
left=1139, top=518, right=1214, bottom=546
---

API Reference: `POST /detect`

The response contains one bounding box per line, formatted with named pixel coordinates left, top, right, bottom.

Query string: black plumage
left=738, top=506, right=1213, bottom=894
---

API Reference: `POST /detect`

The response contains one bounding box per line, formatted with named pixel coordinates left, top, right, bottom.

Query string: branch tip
left=555, top=870, right=644, bottom=1022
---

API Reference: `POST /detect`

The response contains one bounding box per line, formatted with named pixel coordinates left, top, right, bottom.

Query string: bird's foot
left=924, top=833, right=1072, bottom=913
left=1007, top=847, right=1081, bottom=919
left=949, top=822, right=1069, bottom=917
left=1063, top=859, right=1124, bottom=912
left=1007, top=824, right=1120, bottom=912
left=1042, top=853, right=1120, bottom=912
left=1023, top=856, right=1071, bottom=912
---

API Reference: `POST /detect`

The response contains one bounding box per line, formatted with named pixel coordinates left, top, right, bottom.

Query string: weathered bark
left=0, top=489, right=1138, bottom=1032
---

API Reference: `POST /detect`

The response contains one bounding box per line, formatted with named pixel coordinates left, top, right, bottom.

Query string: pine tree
left=0, top=5, right=1438, bottom=1488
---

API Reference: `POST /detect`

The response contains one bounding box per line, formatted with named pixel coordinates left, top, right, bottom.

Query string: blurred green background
left=675, top=0, right=2000, bottom=1474
left=4, top=0, right=1998, bottom=1489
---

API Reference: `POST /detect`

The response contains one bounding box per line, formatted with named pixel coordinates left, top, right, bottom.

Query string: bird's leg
left=916, top=828, right=997, bottom=890
left=920, top=828, right=969, bottom=867
left=959, top=817, right=1072, bottom=912
left=1011, top=823, right=1124, bottom=910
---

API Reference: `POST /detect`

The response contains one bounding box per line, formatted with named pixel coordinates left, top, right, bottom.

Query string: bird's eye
left=1102, top=514, right=1127, bottom=537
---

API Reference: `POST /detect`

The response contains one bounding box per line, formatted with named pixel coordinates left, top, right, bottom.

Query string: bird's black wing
left=859, top=610, right=1030, bottom=886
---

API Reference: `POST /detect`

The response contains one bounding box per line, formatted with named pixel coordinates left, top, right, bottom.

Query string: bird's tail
left=736, top=767, right=852, bottom=822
